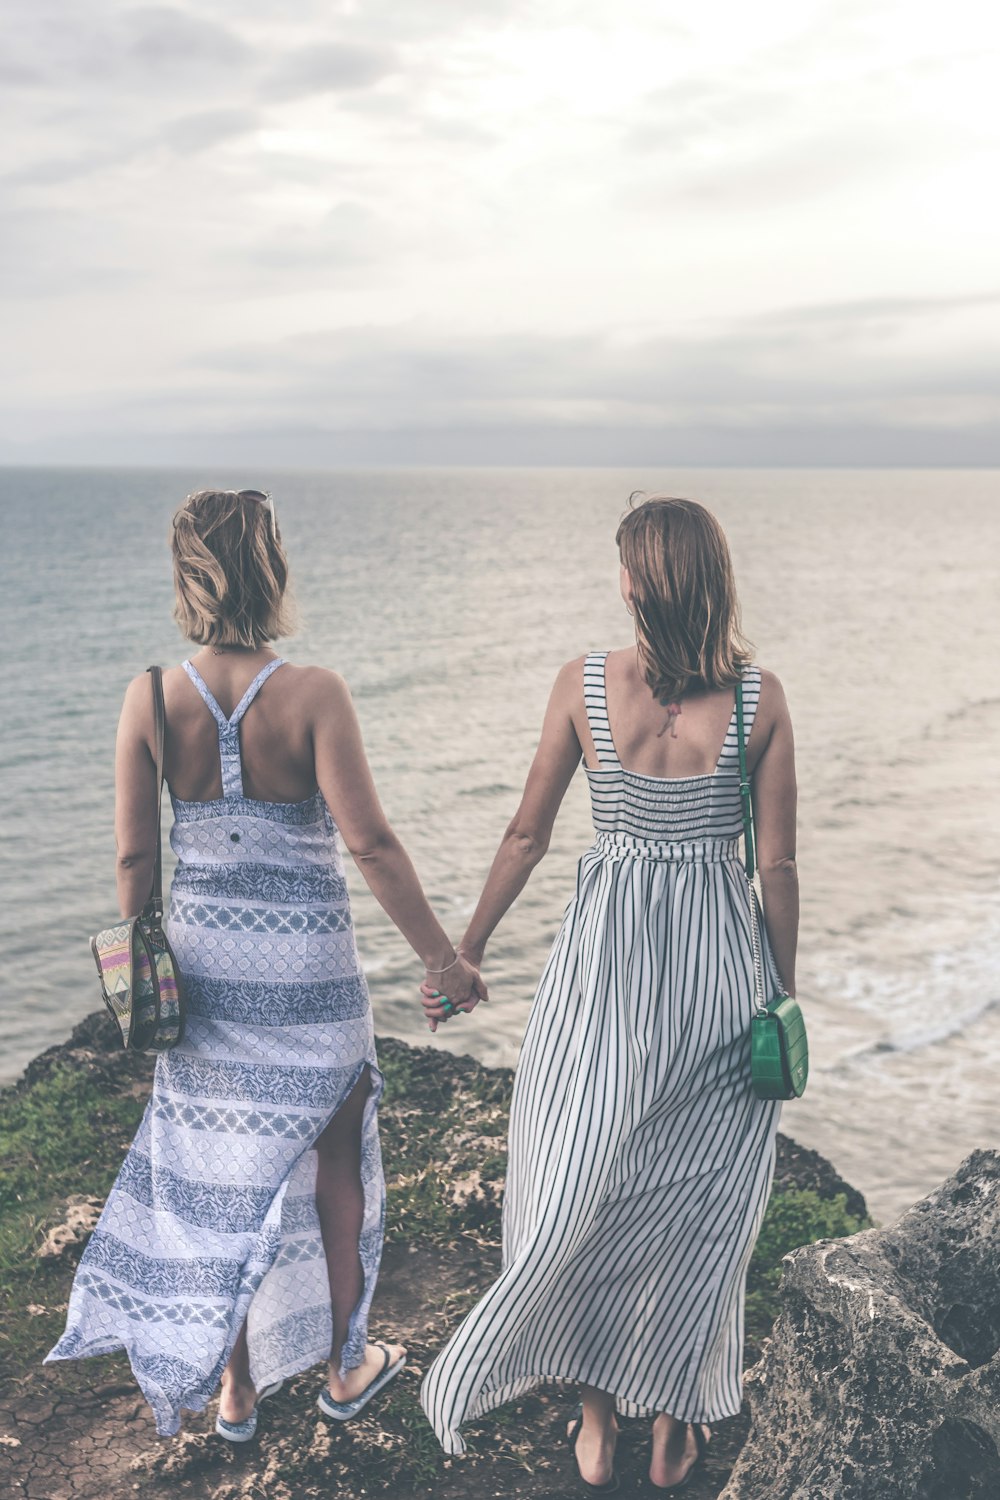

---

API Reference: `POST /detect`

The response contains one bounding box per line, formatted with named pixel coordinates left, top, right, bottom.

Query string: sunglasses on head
left=237, top=489, right=277, bottom=534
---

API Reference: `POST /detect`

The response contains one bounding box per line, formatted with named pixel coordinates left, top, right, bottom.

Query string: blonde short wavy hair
left=616, top=495, right=753, bottom=704
left=171, top=489, right=295, bottom=648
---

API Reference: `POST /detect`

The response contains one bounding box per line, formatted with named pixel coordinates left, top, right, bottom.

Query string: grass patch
left=744, top=1187, right=872, bottom=1350
left=376, top=1037, right=511, bottom=1247
left=0, top=1062, right=147, bottom=1392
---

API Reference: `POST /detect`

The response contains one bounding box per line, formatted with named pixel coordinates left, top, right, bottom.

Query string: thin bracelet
left=424, top=951, right=461, bottom=975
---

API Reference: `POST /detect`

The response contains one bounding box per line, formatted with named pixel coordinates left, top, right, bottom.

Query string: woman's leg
left=220, top=1066, right=401, bottom=1420
left=219, top=1321, right=255, bottom=1423
left=567, top=1383, right=619, bottom=1486
left=650, top=1413, right=712, bottom=1487
left=313, top=1066, right=404, bottom=1398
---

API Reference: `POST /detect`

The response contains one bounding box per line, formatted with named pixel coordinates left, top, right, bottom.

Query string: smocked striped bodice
left=583, top=651, right=761, bottom=847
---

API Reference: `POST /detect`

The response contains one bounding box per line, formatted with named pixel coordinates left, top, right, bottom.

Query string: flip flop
left=652, top=1421, right=712, bottom=1492
left=214, top=1379, right=284, bottom=1443
left=565, top=1402, right=620, bottom=1495
left=316, top=1342, right=406, bottom=1421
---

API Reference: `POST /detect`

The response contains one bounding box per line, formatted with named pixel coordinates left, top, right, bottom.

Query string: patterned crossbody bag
left=735, top=680, right=808, bottom=1100
left=90, top=666, right=186, bottom=1051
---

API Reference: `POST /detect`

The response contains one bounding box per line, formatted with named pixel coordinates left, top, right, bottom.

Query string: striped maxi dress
left=47, top=659, right=385, bottom=1436
left=421, top=653, right=783, bottom=1454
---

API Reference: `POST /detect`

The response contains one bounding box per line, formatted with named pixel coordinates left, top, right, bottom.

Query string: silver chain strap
left=746, top=870, right=769, bottom=1019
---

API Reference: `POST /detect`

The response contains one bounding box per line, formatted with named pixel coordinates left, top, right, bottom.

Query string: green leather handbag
left=736, top=681, right=808, bottom=1101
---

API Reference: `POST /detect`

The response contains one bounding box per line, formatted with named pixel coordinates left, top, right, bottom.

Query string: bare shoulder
left=554, top=647, right=626, bottom=695
left=121, top=670, right=155, bottom=718
left=277, top=665, right=357, bottom=736
left=755, top=667, right=792, bottom=730
left=554, top=654, right=588, bottom=695
left=280, top=663, right=352, bottom=701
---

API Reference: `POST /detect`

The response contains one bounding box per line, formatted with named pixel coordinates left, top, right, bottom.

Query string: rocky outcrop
left=721, top=1149, right=1000, bottom=1500
left=772, top=1134, right=869, bottom=1223
left=35, top=1196, right=103, bottom=1261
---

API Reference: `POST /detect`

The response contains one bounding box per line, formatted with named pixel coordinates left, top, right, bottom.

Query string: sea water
left=1, top=465, right=997, bottom=1222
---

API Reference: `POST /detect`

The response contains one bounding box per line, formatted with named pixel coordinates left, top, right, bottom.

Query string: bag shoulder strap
left=735, top=678, right=756, bottom=880
left=146, top=665, right=167, bottom=921
left=736, top=677, right=768, bottom=1017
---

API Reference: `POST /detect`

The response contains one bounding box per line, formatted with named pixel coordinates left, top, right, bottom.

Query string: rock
left=18, top=1008, right=157, bottom=1095
left=721, top=1149, right=1000, bottom=1500
left=450, top=1169, right=483, bottom=1208
left=36, top=1195, right=104, bottom=1261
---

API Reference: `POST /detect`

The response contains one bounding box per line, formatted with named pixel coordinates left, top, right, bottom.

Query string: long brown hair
left=615, top=495, right=752, bottom=703
left=171, top=489, right=295, bottom=648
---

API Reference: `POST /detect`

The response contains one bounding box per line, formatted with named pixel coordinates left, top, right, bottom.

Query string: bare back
left=159, top=655, right=322, bottom=804
left=572, top=646, right=774, bottom=781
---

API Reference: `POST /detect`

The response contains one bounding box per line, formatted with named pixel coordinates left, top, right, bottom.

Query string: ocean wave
left=831, top=993, right=1000, bottom=1070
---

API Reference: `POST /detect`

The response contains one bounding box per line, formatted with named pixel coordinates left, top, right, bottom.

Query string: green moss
left=0, top=1063, right=146, bottom=1392
left=376, top=1038, right=510, bottom=1246
left=0, top=1064, right=146, bottom=1275
left=744, top=1187, right=872, bottom=1348
left=1, top=1064, right=142, bottom=1196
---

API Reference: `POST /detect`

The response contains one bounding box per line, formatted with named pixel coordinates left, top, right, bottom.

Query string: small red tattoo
left=657, top=702, right=682, bottom=739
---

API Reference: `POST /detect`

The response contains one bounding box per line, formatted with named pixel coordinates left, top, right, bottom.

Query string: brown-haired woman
left=48, top=489, right=485, bottom=1440
left=420, top=496, right=797, bottom=1492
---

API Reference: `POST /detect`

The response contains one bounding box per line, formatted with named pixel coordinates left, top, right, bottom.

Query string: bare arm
left=457, top=659, right=583, bottom=966
left=751, top=672, right=799, bottom=996
left=311, top=671, right=483, bottom=1007
left=114, top=674, right=159, bottom=918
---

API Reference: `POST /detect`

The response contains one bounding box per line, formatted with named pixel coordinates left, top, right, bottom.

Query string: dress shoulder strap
left=583, top=652, right=621, bottom=769
left=717, top=665, right=763, bottom=773
left=181, top=658, right=285, bottom=798
left=182, top=659, right=230, bottom=731
left=228, top=658, right=285, bottom=725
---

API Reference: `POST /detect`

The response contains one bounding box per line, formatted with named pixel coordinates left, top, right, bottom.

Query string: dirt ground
left=0, top=1236, right=749, bottom=1500
left=0, top=1015, right=865, bottom=1500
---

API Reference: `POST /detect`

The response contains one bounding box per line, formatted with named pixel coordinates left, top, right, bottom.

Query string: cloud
left=0, top=203, right=143, bottom=296
left=247, top=201, right=390, bottom=269
left=2, top=145, right=140, bottom=186
left=162, top=107, right=261, bottom=154
left=264, top=42, right=398, bottom=100
left=141, top=293, right=1000, bottom=440
left=2, top=1, right=999, bottom=465
left=626, top=75, right=791, bottom=153
left=122, top=6, right=250, bottom=71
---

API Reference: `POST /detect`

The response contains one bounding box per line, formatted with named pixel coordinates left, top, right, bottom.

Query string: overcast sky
left=3, top=0, right=999, bottom=465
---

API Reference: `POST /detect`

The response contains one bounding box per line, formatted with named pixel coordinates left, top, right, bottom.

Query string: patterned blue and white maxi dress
left=47, top=659, right=385, bottom=1436
left=421, top=654, right=783, bottom=1454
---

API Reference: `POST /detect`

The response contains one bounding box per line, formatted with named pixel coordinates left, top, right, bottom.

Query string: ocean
left=1, top=465, right=997, bottom=1224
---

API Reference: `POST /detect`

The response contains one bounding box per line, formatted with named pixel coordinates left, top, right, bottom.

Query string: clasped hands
left=420, top=948, right=488, bottom=1033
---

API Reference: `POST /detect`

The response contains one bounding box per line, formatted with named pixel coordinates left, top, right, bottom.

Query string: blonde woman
left=48, top=489, right=485, bottom=1439
left=420, top=497, right=797, bottom=1493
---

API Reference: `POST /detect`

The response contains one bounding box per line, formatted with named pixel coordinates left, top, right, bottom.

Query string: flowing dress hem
left=46, top=1052, right=385, bottom=1437
left=432, top=1367, right=747, bottom=1456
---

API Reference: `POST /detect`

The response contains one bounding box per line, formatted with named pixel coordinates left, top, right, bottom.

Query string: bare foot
left=326, top=1340, right=406, bottom=1402
left=567, top=1409, right=619, bottom=1489
left=650, top=1415, right=711, bottom=1489
left=218, top=1375, right=257, bottom=1425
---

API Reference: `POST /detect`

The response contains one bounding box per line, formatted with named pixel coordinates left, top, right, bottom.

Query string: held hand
left=420, top=954, right=488, bottom=1032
